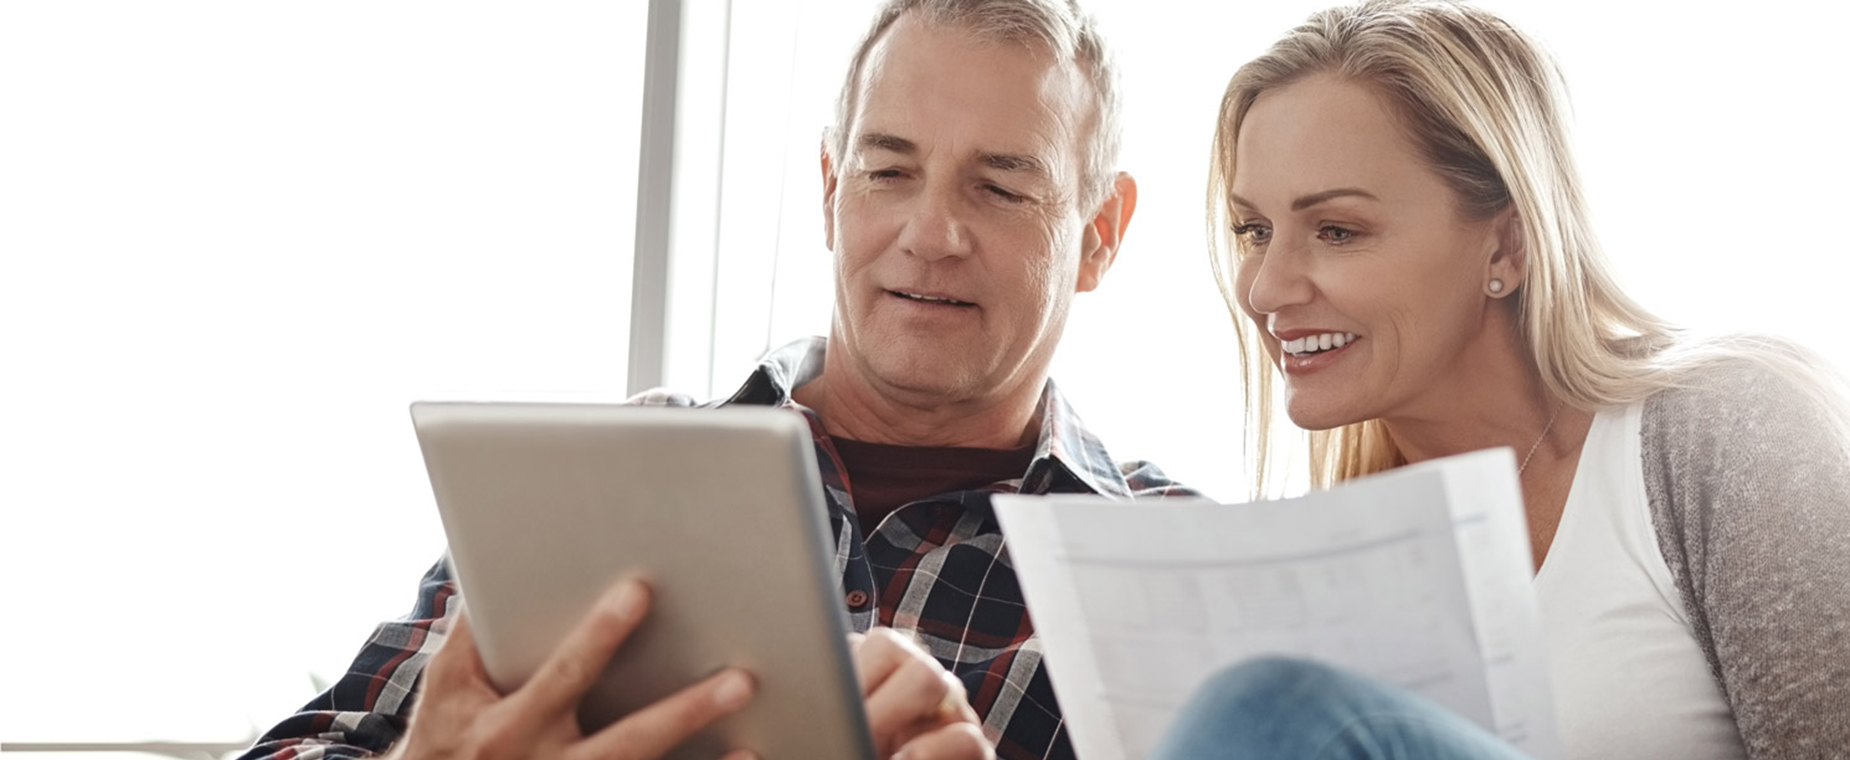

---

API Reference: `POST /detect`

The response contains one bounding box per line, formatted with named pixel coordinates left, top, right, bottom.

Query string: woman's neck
left=1379, top=320, right=1561, bottom=467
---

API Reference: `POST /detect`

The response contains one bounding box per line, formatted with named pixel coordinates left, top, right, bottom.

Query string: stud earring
left=1488, top=278, right=1505, bottom=296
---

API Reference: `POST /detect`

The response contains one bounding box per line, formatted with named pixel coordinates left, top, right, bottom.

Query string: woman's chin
left=1283, top=398, right=1366, bottom=432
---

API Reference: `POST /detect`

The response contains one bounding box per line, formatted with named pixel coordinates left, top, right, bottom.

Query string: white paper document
left=992, top=449, right=1560, bottom=760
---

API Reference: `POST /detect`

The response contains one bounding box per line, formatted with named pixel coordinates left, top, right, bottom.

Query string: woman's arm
left=1642, top=359, right=1850, bottom=759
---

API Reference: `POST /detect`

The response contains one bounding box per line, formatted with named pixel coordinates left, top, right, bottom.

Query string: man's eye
left=866, top=169, right=904, bottom=181
left=1318, top=224, right=1357, bottom=244
left=985, top=184, right=1025, bottom=202
left=1232, top=223, right=1272, bottom=244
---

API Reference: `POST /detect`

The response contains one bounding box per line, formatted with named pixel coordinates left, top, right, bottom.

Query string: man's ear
left=820, top=139, right=840, bottom=250
left=1076, top=172, right=1138, bottom=293
left=1483, top=206, right=1526, bottom=298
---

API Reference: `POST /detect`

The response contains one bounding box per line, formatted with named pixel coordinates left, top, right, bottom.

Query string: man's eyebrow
left=855, top=133, right=1049, bottom=178
left=856, top=132, right=915, bottom=155
left=979, top=151, right=1050, bottom=178
left=1228, top=188, right=1380, bottom=213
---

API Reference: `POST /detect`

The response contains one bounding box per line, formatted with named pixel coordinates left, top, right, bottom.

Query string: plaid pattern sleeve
left=239, top=560, right=458, bottom=760
left=240, top=338, right=1198, bottom=760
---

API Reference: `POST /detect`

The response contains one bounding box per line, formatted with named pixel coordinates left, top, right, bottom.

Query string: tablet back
left=412, top=402, right=874, bottom=760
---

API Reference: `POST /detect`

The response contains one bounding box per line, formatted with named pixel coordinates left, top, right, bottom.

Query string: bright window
left=4, top=0, right=1846, bottom=747
left=1, top=1, right=646, bottom=743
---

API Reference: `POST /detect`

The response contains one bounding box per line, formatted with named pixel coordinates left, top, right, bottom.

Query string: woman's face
left=1229, top=74, right=1512, bottom=431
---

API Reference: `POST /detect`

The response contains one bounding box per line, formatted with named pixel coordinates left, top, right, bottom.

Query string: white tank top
left=1533, top=403, right=1747, bottom=760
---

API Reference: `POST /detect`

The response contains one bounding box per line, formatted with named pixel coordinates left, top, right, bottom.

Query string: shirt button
left=845, top=590, right=870, bottom=609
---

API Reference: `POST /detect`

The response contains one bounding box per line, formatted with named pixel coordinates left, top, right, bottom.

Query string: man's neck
left=790, top=349, right=1043, bottom=451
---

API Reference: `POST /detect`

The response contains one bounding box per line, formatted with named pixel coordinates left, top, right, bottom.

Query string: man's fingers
left=423, top=608, right=486, bottom=692
left=509, top=579, right=651, bottom=720
left=853, top=627, right=982, bottom=757
left=892, top=722, right=993, bottom=760
left=938, top=681, right=980, bottom=726
left=864, top=659, right=964, bottom=754
left=852, top=628, right=919, bottom=696
left=576, top=668, right=757, bottom=760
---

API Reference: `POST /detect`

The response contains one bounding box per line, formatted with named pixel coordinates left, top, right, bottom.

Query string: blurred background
left=3, top=0, right=1844, bottom=753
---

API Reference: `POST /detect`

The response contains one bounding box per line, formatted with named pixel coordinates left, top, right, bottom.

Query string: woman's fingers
left=574, top=667, right=758, bottom=760
left=508, top=579, right=652, bottom=722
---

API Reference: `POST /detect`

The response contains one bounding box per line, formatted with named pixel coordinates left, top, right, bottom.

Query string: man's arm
left=242, top=568, right=759, bottom=760
left=383, top=580, right=756, bottom=760
left=239, top=559, right=454, bottom=760
left=243, top=561, right=991, bottom=760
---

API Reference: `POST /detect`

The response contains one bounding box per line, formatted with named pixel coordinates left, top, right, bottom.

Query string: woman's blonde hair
left=1208, top=0, right=1847, bottom=497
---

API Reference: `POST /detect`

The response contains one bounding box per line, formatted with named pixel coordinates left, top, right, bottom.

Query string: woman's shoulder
left=1642, top=333, right=1847, bottom=446
left=1633, top=334, right=1850, bottom=758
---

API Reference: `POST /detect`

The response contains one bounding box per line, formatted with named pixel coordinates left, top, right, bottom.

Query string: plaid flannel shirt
left=242, top=337, right=1197, bottom=760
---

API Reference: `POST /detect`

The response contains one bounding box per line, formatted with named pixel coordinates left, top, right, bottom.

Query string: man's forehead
left=847, top=15, right=1090, bottom=171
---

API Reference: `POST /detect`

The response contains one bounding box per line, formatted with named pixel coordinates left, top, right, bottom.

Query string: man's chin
left=859, top=354, right=986, bottom=405
left=873, top=368, right=979, bottom=403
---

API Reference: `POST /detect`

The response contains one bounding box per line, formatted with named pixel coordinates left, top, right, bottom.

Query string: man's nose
left=1243, top=240, right=1315, bottom=316
left=896, top=182, right=973, bottom=262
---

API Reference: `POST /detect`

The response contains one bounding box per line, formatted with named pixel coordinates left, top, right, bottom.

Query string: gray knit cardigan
left=1642, top=360, right=1850, bottom=758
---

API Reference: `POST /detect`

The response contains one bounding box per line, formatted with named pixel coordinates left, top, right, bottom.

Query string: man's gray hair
left=829, top=0, right=1123, bottom=210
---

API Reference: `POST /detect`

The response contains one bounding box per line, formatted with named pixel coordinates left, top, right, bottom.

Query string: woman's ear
left=1484, top=207, right=1525, bottom=298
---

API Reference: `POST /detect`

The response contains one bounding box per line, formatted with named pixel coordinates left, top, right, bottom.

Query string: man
left=241, top=2, right=1189, bottom=759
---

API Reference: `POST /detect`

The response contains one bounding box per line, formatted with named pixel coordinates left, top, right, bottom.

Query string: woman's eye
left=1232, top=223, right=1272, bottom=245
left=1318, top=224, right=1357, bottom=244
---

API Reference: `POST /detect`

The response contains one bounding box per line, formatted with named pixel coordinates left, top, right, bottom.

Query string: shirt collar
left=723, top=337, right=1133, bottom=499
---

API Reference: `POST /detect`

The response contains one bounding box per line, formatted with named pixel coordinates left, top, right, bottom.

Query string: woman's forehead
left=1231, top=76, right=1437, bottom=210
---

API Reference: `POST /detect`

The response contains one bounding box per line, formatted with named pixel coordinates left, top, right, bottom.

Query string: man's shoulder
left=1113, top=458, right=1204, bottom=500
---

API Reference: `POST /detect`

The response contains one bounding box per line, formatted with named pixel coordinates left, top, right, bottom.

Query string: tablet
left=411, top=402, right=875, bottom=760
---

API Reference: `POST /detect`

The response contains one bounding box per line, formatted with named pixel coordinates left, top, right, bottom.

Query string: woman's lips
left=1278, top=334, right=1359, bottom=375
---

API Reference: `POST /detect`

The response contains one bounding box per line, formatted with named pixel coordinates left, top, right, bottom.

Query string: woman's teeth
left=1284, top=332, right=1357, bottom=356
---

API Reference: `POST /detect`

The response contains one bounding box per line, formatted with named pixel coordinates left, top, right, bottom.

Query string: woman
left=1151, top=1, right=1850, bottom=758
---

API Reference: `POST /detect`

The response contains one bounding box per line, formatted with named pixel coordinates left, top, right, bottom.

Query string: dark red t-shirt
left=831, top=437, right=1037, bottom=536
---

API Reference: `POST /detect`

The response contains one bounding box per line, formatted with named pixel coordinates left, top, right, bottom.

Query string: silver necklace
left=1518, top=400, right=1567, bottom=475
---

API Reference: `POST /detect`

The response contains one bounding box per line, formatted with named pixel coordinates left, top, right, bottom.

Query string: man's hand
left=851, top=628, right=995, bottom=760
left=388, top=579, right=757, bottom=760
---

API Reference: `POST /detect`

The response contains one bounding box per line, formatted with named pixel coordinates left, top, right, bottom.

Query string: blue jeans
left=1147, top=657, right=1533, bottom=760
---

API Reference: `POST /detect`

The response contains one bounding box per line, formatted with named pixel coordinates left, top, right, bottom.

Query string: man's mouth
left=888, top=290, right=975, bottom=307
left=1282, top=332, right=1358, bottom=356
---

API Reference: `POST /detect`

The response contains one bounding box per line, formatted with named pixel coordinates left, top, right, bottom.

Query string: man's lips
left=886, top=289, right=976, bottom=307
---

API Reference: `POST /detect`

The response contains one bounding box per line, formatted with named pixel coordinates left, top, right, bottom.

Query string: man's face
left=822, top=16, right=1118, bottom=408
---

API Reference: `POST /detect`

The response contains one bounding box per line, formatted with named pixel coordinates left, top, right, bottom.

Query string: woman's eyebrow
left=1229, top=187, right=1380, bottom=213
